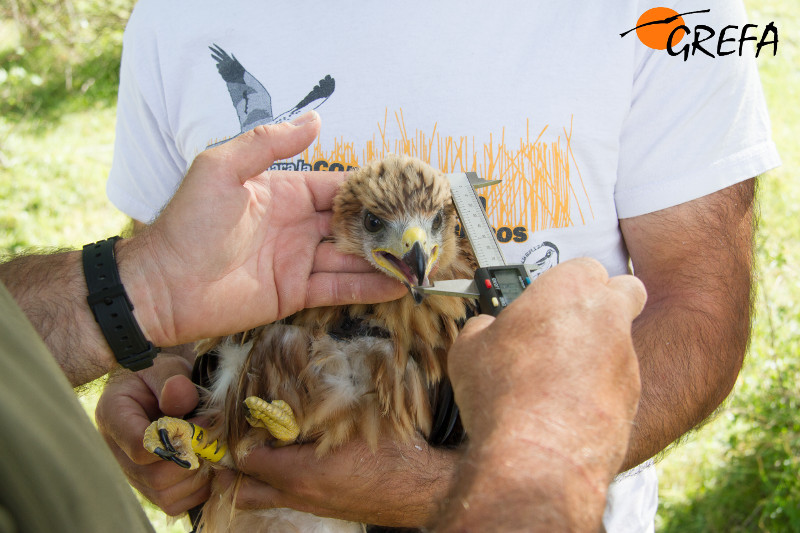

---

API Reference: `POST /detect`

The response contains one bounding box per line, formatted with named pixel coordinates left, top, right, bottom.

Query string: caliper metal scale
left=415, top=172, right=539, bottom=316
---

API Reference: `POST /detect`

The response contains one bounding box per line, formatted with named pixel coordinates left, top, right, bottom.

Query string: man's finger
left=312, top=242, right=381, bottom=274
left=159, top=484, right=212, bottom=517
left=97, top=386, right=160, bottom=464
left=556, top=257, right=609, bottom=283
left=457, top=314, right=495, bottom=339
left=233, top=476, right=319, bottom=514
left=236, top=445, right=314, bottom=489
left=214, top=470, right=281, bottom=511
left=159, top=374, right=200, bottom=417
left=141, top=355, right=195, bottom=405
left=230, top=450, right=338, bottom=515
left=132, top=476, right=211, bottom=517
left=226, top=474, right=340, bottom=516
left=607, top=274, right=648, bottom=319
left=217, top=111, right=321, bottom=184
left=303, top=171, right=349, bottom=211
left=214, top=467, right=288, bottom=511
left=306, top=272, right=407, bottom=308
left=102, top=426, right=162, bottom=469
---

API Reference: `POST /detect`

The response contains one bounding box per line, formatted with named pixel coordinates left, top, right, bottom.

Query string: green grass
left=0, top=0, right=131, bottom=254
left=0, top=108, right=128, bottom=255
left=1, top=1, right=798, bottom=532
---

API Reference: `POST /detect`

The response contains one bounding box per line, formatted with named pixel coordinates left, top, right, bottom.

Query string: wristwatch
left=82, top=236, right=160, bottom=371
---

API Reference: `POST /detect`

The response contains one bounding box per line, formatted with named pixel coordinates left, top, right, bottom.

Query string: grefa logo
left=620, top=7, right=778, bottom=60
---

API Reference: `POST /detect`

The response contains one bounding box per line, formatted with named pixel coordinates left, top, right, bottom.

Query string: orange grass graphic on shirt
left=302, top=109, right=593, bottom=233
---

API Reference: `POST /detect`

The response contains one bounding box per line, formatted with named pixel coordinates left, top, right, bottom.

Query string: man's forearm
left=0, top=238, right=170, bottom=386
left=622, top=290, right=750, bottom=470
left=620, top=179, right=755, bottom=470
left=0, top=250, right=117, bottom=386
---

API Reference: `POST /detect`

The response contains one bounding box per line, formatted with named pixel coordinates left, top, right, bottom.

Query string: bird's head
left=331, top=155, right=459, bottom=303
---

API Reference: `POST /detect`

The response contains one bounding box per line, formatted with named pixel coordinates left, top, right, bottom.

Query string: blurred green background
left=0, top=1, right=797, bottom=531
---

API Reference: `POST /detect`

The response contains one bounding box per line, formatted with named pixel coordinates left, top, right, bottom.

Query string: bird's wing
left=209, top=44, right=273, bottom=130
left=272, top=75, right=335, bottom=123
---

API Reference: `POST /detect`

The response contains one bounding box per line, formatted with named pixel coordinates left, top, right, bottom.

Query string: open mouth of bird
left=374, top=242, right=438, bottom=303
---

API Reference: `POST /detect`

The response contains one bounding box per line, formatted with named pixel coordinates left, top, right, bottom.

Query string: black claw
left=168, top=456, right=193, bottom=469
left=153, top=447, right=176, bottom=461
left=154, top=428, right=192, bottom=469
left=153, top=447, right=192, bottom=469
left=159, top=428, right=178, bottom=453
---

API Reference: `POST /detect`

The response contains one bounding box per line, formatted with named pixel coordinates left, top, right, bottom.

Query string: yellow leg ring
left=189, top=423, right=227, bottom=463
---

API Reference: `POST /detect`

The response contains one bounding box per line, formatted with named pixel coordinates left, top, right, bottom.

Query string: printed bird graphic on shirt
left=208, top=44, right=335, bottom=146
left=526, top=241, right=560, bottom=280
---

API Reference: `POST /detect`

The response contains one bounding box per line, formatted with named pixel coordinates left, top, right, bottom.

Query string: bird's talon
left=167, top=455, right=193, bottom=469
left=152, top=446, right=192, bottom=469
left=158, top=428, right=178, bottom=454
left=152, top=447, right=172, bottom=460
left=245, top=397, right=300, bottom=443
left=143, top=416, right=201, bottom=470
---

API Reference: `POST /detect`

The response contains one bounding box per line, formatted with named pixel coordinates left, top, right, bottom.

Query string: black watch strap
left=82, top=237, right=160, bottom=371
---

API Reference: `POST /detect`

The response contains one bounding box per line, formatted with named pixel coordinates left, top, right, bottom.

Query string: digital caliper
left=414, top=172, right=540, bottom=316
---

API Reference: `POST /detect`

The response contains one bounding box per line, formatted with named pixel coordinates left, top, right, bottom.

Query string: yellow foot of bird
left=245, top=397, right=300, bottom=444
left=143, top=417, right=227, bottom=469
left=144, top=416, right=199, bottom=470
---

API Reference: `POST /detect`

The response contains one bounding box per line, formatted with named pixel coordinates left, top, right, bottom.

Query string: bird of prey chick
left=144, top=155, right=477, bottom=533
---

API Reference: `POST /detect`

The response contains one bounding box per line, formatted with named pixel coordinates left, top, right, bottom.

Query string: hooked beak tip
left=410, top=287, right=426, bottom=304
left=403, top=241, right=428, bottom=287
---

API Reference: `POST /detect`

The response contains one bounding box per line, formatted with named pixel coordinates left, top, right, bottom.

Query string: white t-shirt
left=106, top=2, right=780, bottom=531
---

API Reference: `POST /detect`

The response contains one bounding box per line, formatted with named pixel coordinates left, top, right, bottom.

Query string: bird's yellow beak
left=372, top=226, right=439, bottom=300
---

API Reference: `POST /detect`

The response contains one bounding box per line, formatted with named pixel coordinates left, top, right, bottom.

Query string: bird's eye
left=432, top=211, right=443, bottom=231
left=363, top=212, right=385, bottom=233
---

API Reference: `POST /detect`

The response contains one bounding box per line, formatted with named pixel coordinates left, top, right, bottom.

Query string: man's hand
left=0, top=112, right=405, bottom=386
left=437, top=258, right=646, bottom=532
left=216, top=435, right=459, bottom=527
left=95, top=354, right=210, bottom=516
left=210, top=259, right=645, bottom=531
left=119, top=111, right=406, bottom=348
left=448, top=257, right=645, bottom=447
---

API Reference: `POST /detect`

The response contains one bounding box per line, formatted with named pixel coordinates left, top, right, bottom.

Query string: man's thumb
left=228, top=111, right=321, bottom=184
left=139, top=355, right=199, bottom=417
left=159, top=374, right=200, bottom=417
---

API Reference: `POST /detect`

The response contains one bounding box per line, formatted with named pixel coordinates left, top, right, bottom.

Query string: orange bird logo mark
left=621, top=8, right=710, bottom=50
